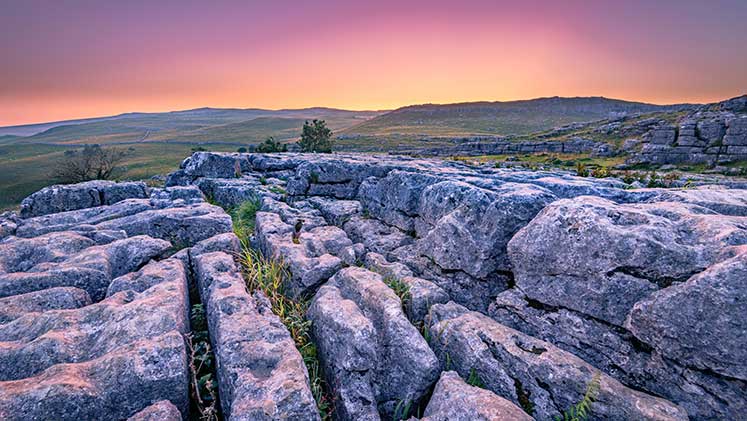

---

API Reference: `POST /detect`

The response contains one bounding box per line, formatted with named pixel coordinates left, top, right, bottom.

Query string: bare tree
left=53, top=144, right=129, bottom=183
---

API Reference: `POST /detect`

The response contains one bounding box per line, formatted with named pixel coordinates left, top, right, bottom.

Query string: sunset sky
left=1, top=0, right=746, bottom=126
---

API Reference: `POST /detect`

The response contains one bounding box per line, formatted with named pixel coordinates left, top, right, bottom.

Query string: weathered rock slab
left=194, top=251, right=319, bottom=420
left=428, top=302, right=687, bottom=421
left=418, top=371, right=533, bottom=421
left=308, top=267, right=439, bottom=419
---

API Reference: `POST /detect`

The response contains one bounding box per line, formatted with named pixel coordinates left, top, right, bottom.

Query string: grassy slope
left=343, top=97, right=681, bottom=137
left=10, top=108, right=382, bottom=145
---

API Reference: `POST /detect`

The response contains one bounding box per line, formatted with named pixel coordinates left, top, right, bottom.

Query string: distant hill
left=2, top=107, right=384, bottom=145
left=343, top=97, right=695, bottom=137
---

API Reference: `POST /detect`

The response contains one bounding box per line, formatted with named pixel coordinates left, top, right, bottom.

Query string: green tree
left=298, top=119, right=333, bottom=153
left=255, top=136, right=287, bottom=153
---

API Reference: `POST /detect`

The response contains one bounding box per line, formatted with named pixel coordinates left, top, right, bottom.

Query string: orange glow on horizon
left=1, top=0, right=745, bottom=126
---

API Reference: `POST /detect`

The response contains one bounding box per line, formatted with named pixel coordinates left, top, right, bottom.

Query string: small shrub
left=259, top=176, right=268, bottom=185
left=256, top=136, right=288, bottom=153
left=590, top=166, right=610, bottom=178
left=237, top=147, right=247, bottom=153
left=663, top=171, right=680, bottom=187
left=647, top=171, right=664, bottom=188
left=621, top=171, right=636, bottom=185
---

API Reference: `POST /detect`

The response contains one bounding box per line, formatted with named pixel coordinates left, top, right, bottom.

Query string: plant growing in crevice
left=230, top=197, right=262, bottom=245
left=514, top=378, right=534, bottom=416
left=575, top=162, right=589, bottom=177
left=234, top=239, right=333, bottom=419
left=466, top=367, right=485, bottom=388
left=186, top=303, right=220, bottom=421
left=554, top=372, right=601, bottom=421
left=383, top=276, right=410, bottom=309
left=392, top=399, right=414, bottom=421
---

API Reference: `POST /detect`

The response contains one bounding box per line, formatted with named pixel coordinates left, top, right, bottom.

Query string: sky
left=1, top=0, right=746, bottom=126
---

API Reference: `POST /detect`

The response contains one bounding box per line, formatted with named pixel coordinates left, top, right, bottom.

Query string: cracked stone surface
left=3, top=151, right=747, bottom=420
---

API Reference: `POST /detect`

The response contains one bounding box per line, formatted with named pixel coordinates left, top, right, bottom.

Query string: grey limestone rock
left=193, top=251, right=319, bottom=421
left=0, top=287, right=91, bottom=325
left=308, top=267, right=440, bottom=420
left=126, top=400, right=183, bottom=421
left=20, top=180, right=148, bottom=218
left=418, top=371, right=533, bottom=421
left=428, top=302, right=687, bottom=421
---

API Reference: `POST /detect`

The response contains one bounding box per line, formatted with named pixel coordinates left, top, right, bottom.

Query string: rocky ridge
left=1, top=151, right=745, bottom=419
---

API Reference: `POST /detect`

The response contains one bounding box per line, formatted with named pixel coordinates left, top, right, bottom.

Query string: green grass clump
left=384, top=276, right=411, bottom=309
left=230, top=197, right=262, bottom=244
left=466, top=368, right=485, bottom=388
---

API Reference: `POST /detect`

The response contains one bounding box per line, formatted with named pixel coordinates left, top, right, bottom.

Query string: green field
left=0, top=142, right=242, bottom=210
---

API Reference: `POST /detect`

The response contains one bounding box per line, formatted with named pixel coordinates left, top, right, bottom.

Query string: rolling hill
left=5, top=107, right=383, bottom=145
left=342, top=96, right=693, bottom=137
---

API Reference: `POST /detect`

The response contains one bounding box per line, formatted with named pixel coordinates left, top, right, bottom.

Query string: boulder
left=308, top=267, right=440, bottom=419
left=20, top=180, right=148, bottom=218
left=428, top=302, right=687, bottom=421
left=627, top=248, right=747, bottom=381
left=0, top=332, right=189, bottom=421
left=418, top=371, right=533, bottom=421
left=507, top=197, right=747, bottom=326
left=417, top=180, right=555, bottom=278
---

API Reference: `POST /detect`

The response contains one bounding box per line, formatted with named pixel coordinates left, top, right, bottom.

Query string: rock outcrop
left=0, top=180, right=319, bottom=420
left=417, top=371, right=533, bottom=421
left=167, top=151, right=747, bottom=419
left=3, top=150, right=747, bottom=420
left=308, top=267, right=440, bottom=419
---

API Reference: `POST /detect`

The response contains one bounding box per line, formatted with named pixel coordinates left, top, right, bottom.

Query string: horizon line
left=3, top=92, right=745, bottom=130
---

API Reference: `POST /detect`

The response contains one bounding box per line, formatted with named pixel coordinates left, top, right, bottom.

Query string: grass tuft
left=230, top=197, right=262, bottom=245
left=383, top=276, right=411, bottom=309
left=231, top=211, right=333, bottom=419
